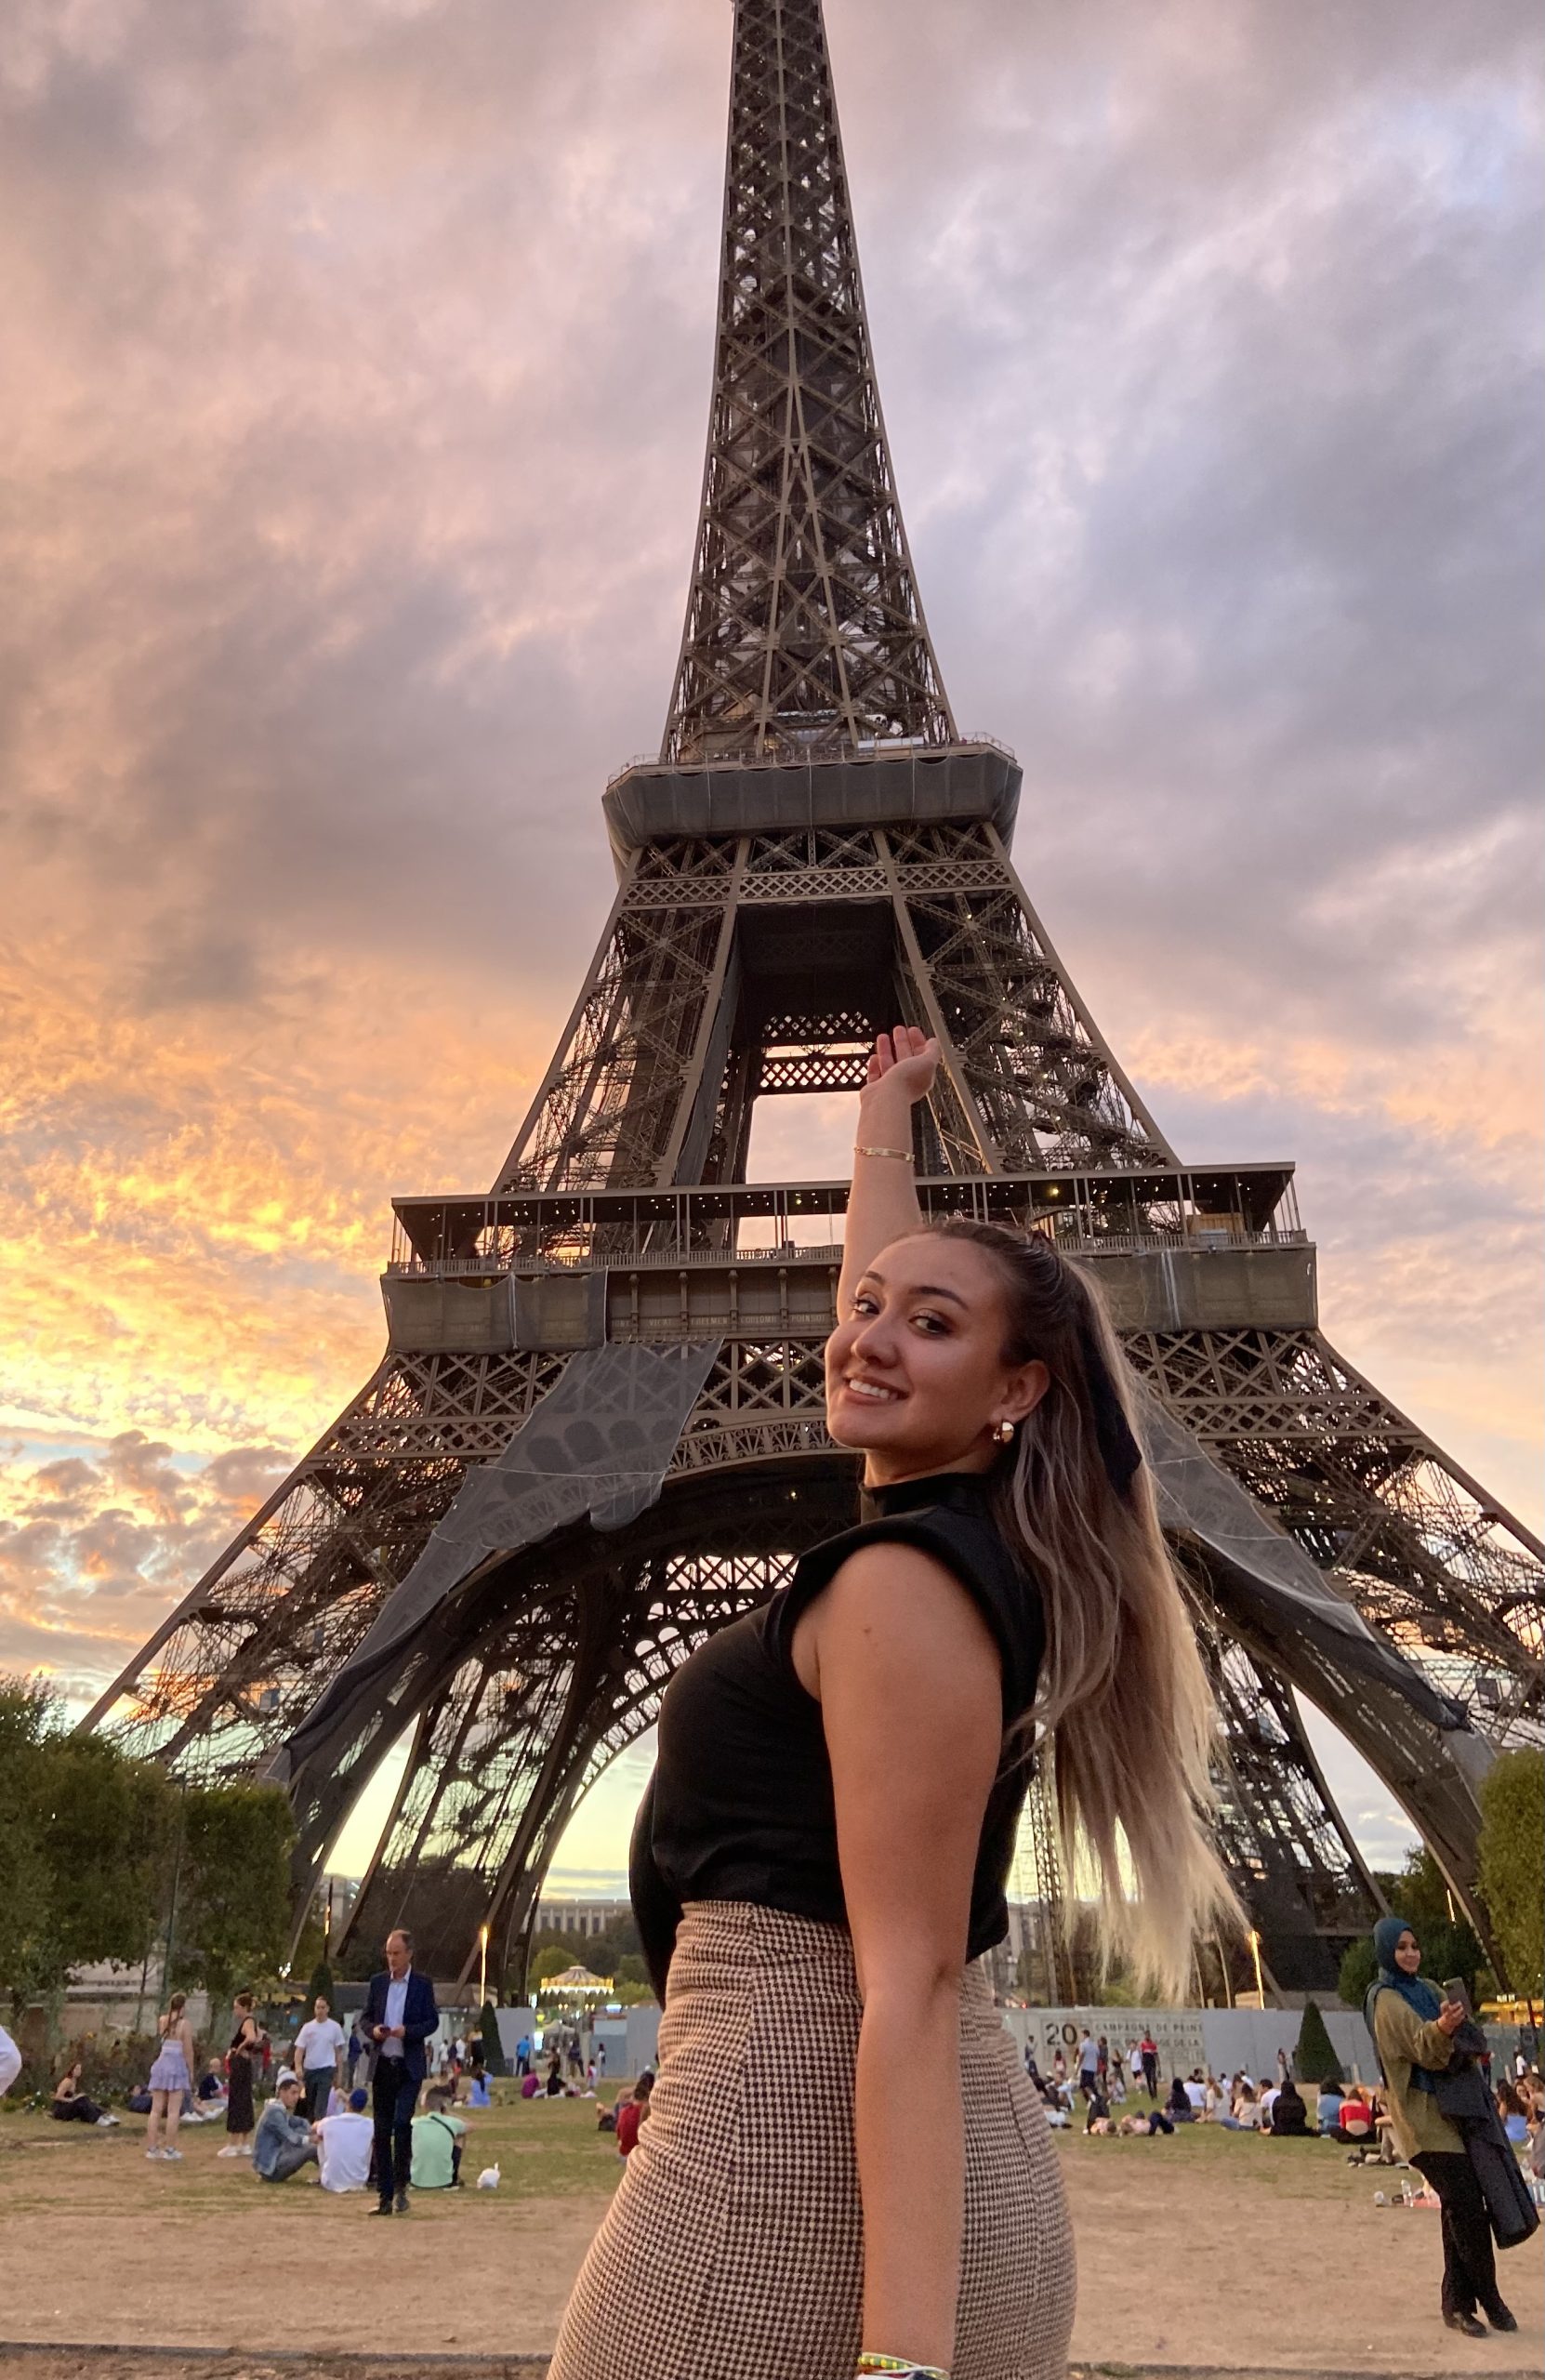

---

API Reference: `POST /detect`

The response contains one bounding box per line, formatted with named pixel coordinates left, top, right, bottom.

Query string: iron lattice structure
left=88, top=0, right=1543, bottom=2001
left=663, top=0, right=953, bottom=760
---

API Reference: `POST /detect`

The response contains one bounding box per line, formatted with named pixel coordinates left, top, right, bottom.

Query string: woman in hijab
left=1365, top=1916, right=1513, bottom=2339
left=1268, top=2076, right=1309, bottom=2136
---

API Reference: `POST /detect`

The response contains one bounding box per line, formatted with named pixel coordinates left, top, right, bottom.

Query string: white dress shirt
left=380, top=1970, right=411, bottom=2057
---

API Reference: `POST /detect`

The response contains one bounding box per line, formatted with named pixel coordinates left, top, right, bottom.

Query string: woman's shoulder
left=774, top=1493, right=1042, bottom=1711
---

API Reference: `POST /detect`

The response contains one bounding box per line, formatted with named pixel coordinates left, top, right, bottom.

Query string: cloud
left=0, top=1428, right=291, bottom=1697
left=0, top=1, right=1538, bottom=1894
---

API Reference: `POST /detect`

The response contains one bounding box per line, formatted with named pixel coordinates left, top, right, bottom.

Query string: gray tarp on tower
left=272, top=1341, right=720, bottom=1786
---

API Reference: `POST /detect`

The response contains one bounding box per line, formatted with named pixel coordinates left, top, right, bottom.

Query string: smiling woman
left=548, top=1027, right=1238, bottom=2380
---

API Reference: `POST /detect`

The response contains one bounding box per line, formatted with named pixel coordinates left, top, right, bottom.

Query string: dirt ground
left=2, top=2097, right=1538, bottom=2379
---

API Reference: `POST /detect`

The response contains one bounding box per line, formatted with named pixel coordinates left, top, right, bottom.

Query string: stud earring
left=993, top=1419, right=1016, bottom=1446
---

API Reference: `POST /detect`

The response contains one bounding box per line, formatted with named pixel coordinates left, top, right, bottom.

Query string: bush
left=479, top=2000, right=508, bottom=2076
left=1294, top=1998, right=1343, bottom=2085
left=17, top=2030, right=165, bottom=2106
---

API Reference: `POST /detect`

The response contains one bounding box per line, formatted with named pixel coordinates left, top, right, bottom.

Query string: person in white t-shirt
left=0, top=2026, right=21, bottom=2098
left=314, top=2086, right=375, bottom=2192
left=294, top=1996, right=347, bottom=2122
left=1183, top=2073, right=1207, bottom=2114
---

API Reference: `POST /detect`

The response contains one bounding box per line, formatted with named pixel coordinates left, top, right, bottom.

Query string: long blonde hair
left=931, top=1219, right=1240, bottom=1997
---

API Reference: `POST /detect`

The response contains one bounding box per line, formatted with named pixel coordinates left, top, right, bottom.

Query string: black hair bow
left=1077, top=1322, right=1144, bottom=1497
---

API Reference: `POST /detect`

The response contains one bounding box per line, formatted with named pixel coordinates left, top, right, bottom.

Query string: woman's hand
left=1437, top=1999, right=1466, bottom=2036
left=862, top=1025, right=939, bottom=1110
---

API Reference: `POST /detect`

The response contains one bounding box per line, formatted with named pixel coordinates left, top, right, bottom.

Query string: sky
left=1, top=0, right=1540, bottom=1892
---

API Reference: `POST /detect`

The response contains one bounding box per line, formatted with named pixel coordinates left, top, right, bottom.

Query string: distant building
left=533, top=1896, right=633, bottom=1943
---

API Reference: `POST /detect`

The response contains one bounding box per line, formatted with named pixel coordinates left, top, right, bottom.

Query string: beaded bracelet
left=853, top=1144, right=915, bottom=1163
left=856, top=2356, right=950, bottom=2380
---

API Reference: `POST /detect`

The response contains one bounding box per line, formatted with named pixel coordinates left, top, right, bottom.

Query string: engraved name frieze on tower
left=87, top=0, right=1543, bottom=2002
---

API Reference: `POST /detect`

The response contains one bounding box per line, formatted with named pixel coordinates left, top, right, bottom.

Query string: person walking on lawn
left=294, top=1993, right=347, bottom=2122
left=363, top=1927, right=438, bottom=2216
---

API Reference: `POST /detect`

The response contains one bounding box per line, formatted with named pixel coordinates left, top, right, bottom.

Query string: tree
left=1294, top=1997, right=1343, bottom=2084
left=529, top=1944, right=574, bottom=1986
left=1477, top=1750, right=1545, bottom=1998
left=1338, top=1937, right=1378, bottom=2009
left=1339, top=1847, right=1492, bottom=2009
left=306, top=1961, right=336, bottom=2008
left=172, top=1781, right=296, bottom=2009
left=0, top=1677, right=176, bottom=2025
left=479, top=2000, right=508, bottom=2074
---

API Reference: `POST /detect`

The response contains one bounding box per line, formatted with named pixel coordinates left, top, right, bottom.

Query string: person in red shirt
left=614, top=2072, right=654, bottom=2159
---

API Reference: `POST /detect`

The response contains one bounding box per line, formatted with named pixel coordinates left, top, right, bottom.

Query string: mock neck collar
left=860, top=1469, right=994, bottom=1521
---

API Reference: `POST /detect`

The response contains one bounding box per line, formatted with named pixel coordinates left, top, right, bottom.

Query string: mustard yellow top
left=1371, top=1989, right=1463, bottom=2161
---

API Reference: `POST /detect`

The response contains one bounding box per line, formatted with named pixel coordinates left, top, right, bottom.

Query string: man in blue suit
left=363, top=1926, right=438, bottom=2215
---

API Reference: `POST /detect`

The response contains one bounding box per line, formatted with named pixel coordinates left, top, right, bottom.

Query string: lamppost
left=478, top=1924, right=489, bottom=2011
left=1248, top=1928, right=1266, bottom=2006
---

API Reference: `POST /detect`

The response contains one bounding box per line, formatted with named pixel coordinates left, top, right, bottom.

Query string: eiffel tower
left=88, top=0, right=1542, bottom=2003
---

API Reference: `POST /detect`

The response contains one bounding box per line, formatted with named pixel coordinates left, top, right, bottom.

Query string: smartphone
left=1441, top=1977, right=1473, bottom=2019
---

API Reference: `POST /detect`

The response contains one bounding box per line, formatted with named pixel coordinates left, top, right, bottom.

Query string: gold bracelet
left=856, top=2358, right=950, bottom=2379
left=853, top=1144, right=914, bottom=1164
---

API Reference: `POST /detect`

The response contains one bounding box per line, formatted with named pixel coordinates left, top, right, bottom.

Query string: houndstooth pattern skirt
left=548, top=1900, right=1075, bottom=2380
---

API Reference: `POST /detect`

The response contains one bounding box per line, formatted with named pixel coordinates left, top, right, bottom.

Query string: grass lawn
left=2, top=2087, right=1538, bottom=2374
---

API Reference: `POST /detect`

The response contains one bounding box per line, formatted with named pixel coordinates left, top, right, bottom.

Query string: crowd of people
left=11, top=1926, right=638, bottom=2219
left=1018, top=2022, right=1545, bottom=2175
left=9, top=1905, right=1543, bottom=2356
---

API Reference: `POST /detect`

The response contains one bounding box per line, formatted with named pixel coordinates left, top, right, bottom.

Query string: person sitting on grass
left=1219, top=2082, right=1260, bottom=2131
left=1166, top=2076, right=1194, bottom=2124
left=614, top=2072, right=654, bottom=2158
left=51, top=2061, right=118, bottom=2127
left=467, top=2069, right=493, bottom=2108
left=1496, top=2082, right=1530, bottom=2148
left=196, top=2058, right=227, bottom=2106
left=1315, top=2077, right=1344, bottom=2134
left=1270, top=2077, right=1311, bottom=2136
left=315, top=2086, right=374, bottom=2193
left=410, top=2086, right=469, bottom=2190
left=253, top=2074, right=318, bottom=2183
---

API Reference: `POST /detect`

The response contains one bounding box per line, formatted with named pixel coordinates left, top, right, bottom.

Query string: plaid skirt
left=549, top=1900, right=1075, bottom=2380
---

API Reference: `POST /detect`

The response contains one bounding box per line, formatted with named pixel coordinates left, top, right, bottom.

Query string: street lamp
left=1248, top=1928, right=1266, bottom=2006
left=478, top=1923, right=489, bottom=2011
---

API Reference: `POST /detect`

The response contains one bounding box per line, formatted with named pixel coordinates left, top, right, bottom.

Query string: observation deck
left=381, top=1162, right=1314, bottom=1355
left=601, top=739, right=1021, bottom=873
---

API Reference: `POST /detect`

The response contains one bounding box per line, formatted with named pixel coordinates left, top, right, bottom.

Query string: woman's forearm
left=853, top=1977, right=963, bottom=2370
left=839, top=1077, right=924, bottom=1313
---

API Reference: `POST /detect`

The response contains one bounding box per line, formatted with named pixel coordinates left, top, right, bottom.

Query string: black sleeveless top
left=629, top=1471, right=1046, bottom=2003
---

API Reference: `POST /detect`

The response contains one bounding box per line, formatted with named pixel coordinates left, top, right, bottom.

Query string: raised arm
left=838, top=1026, right=939, bottom=1316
